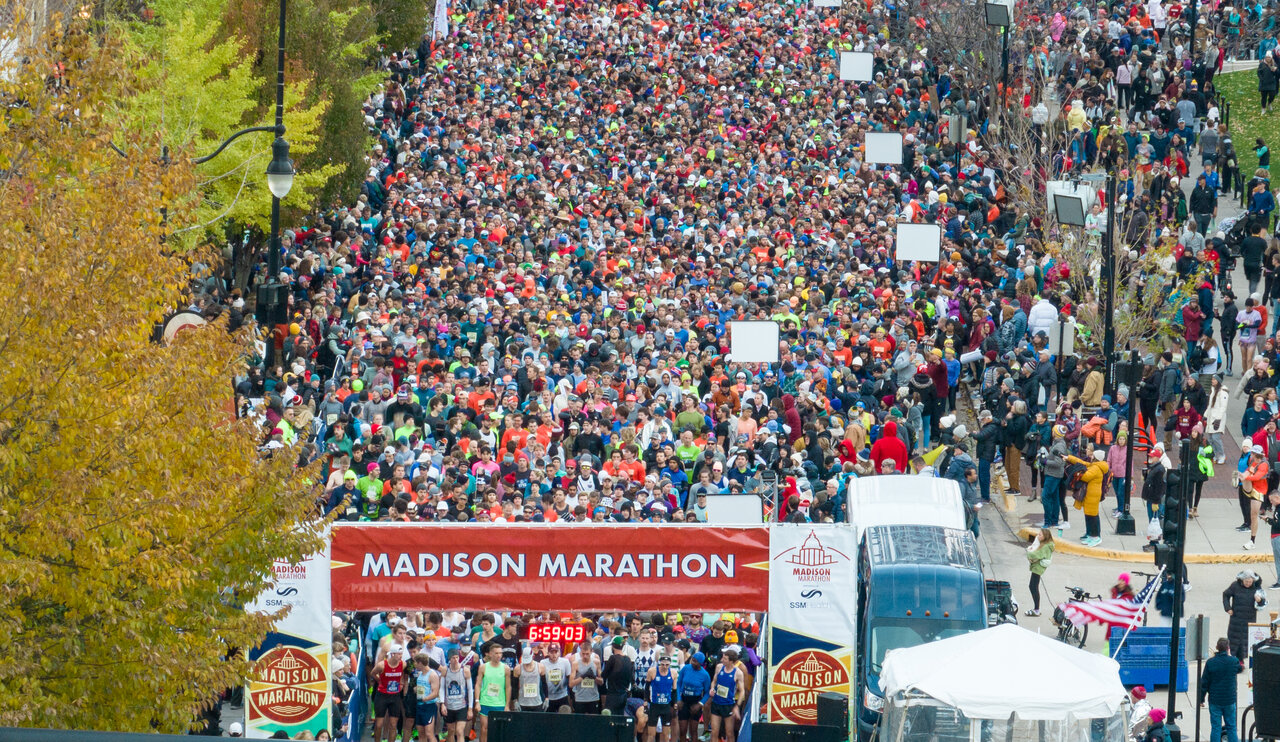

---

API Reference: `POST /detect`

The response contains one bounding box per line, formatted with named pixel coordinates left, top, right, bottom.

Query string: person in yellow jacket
left=1065, top=450, right=1109, bottom=548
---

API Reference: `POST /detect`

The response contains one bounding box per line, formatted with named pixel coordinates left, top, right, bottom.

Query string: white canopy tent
left=879, top=624, right=1129, bottom=742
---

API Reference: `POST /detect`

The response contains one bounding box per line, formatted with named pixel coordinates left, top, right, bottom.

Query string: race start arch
left=247, top=522, right=858, bottom=737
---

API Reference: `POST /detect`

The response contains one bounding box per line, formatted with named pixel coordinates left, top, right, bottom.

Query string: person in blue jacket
left=675, top=652, right=711, bottom=741
left=1198, top=638, right=1240, bottom=742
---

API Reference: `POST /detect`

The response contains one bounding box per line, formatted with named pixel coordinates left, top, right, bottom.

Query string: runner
left=369, top=643, right=406, bottom=742
left=540, top=642, right=573, bottom=713
left=707, top=650, right=745, bottom=742
left=645, top=654, right=677, bottom=742
left=441, top=650, right=473, bottom=742
left=473, top=641, right=511, bottom=742
left=602, top=635, right=635, bottom=715
left=514, top=648, right=546, bottom=712
left=633, top=627, right=658, bottom=701
left=569, top=639, right=602, bottom=714
left=409, top=652, right=441, bottom=742
left=675, top=652, right=710, bottom=742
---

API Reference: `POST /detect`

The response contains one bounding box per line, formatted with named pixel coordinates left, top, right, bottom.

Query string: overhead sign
left=245, top=539, right=333, bottom=738
left=729, top=320, right=780, bottom=363
left=864, top=132, right=903, bottom=166
left=768, top=525, right=858, bottom=729
left=330, top=524, right=771, bottom=612
left=896, top=223, right=942, bottom=262
left=839, top=51, right=873, bottom=82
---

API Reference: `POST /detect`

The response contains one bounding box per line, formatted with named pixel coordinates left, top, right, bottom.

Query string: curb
left=1015, top=527, right=1274, bottom=564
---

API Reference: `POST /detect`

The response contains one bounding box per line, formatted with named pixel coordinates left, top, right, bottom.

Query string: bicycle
left=1052, top=586, right=1102, bottom=648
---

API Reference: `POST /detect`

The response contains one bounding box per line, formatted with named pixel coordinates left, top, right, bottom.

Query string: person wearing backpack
left=1024, top=411, right=1053, bottom=502
left=1065, top=450, right=1110, bottom=547
left=1142, top=708, right=1169, bottom=742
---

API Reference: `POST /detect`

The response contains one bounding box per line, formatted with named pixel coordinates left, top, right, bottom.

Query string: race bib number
left=485, top=682, right=501, bottom=699
left=447, top=683, right=462, bottom=699
left=654, top=691, right=670, bottom=704
left=416, top=685, right=428, bottom=701
left=387, top=680, right=401, bottom=693
left=523, top=680, right=539, bottom=697
left=581, top=677, right=596, bottom=689
left=548, top=669, right=563, bottom=684
left=715, top=684, right=730, bottom=699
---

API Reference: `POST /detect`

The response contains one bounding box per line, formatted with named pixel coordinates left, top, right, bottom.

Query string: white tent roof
left=880, top=623, right=1126, bottom=721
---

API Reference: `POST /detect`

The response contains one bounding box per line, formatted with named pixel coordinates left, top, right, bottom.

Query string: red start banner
left=330, top=524, right=770, bottom=612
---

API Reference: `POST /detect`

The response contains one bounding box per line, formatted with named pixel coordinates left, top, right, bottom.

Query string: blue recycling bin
left=1109, top=626, right=1189, bottom=691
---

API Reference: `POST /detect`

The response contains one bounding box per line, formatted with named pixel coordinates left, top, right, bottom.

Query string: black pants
left=1029, top=572, right=1042, bottom=611
left=1193, top=480, right=1205, bottom=508
left=1061, top=492, right=1072, bottom=522
left=603, top=694, right=628, bottom=715
left=1240, top=487, right=1253, bottom=528
left=1263, top=89, right=1277, bottom=109
left=1086, top=514, right=1100, bottom=538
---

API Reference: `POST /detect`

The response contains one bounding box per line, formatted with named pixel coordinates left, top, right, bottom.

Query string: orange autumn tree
left=0, top=18, right=325, bottom=732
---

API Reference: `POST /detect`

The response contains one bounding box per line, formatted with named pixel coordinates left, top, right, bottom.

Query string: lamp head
left=266, top=136, right=295, bottom=199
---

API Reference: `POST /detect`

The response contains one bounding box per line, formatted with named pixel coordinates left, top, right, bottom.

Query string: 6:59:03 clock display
left=522, top=623, right=586, bottom=643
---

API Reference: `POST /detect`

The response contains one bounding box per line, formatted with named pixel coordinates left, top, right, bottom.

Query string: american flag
left=1059, top=575, right=1159, bottom=629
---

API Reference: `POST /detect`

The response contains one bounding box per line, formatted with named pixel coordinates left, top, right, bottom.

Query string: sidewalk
left=995, top=429, right=1276, bottom=564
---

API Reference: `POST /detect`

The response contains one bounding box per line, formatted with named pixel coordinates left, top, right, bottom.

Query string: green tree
left=223, top=0, right=384, bottom=208
left=0, top=21, right=325, bottom=731
left=108, top=0, right=340, bottom=244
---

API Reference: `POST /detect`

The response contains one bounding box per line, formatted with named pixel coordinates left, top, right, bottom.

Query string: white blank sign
left=729, top=321, right=780, bottom=364
left=705, top=494, right=765, bottom=525
left=815, top=0, right=841, bottom=6
left=896, top=223, right=942, bottom=262
left=864, top=132, right=903, bottom=165
left=839, top=51, right=873, bottom=81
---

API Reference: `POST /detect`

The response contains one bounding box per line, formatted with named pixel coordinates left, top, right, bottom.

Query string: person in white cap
left=1241, top=444, right=1270, bottom=550
left=371, top=643, right=408, bottom=742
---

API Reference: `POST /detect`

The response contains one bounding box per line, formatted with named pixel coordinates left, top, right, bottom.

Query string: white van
left=845, top=475, right=968, bottom=543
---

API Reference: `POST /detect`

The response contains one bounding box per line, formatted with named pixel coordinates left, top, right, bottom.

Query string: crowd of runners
left=343, top=610, right=759, bottom=742
left=210, top=0, right=1280, bottom=735
left=228, top=0, right=1280, bottom=561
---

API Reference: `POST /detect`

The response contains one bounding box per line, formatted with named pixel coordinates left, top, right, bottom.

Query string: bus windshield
left=868, top=618, right=984, bottom=676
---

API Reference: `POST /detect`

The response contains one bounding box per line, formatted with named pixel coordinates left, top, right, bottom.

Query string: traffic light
left=1161, top=468, right=1183, bottom=544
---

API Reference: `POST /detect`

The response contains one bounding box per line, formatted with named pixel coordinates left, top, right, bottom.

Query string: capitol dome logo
left=769, top=650, right=850, bottom=724
left=249, top=646, right=329, bottom=725
left=773, top=530, right=849, bottom=583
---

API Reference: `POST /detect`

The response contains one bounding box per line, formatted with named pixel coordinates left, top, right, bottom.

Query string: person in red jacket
left=871, top=421, right=909, bottom=473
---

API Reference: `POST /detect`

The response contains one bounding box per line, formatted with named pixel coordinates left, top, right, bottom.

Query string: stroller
left=1219, top=214, right=1248, bottom=258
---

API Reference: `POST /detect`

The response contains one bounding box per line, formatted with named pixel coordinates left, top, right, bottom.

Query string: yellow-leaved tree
left=0, top=19, right=326, bottom=732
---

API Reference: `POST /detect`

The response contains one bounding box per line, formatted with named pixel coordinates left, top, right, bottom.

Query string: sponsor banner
left=768, top=524, right=857, bottom=726
left=330, top=523, right=770, bottom=612
left=245, top=539, right=332, bottom=738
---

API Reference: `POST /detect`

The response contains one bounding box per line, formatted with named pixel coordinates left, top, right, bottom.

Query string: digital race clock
left=520, top=622, right=587, bottom=644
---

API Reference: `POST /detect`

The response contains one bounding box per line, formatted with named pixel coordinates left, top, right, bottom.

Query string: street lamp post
left=260, top=0, right=294, bottom=373
left=1031, top=102, right=1049, bottom=205
left=1101, top=169, right=1118, bottom=396
left=984, top=0, right=1013, bottom=104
